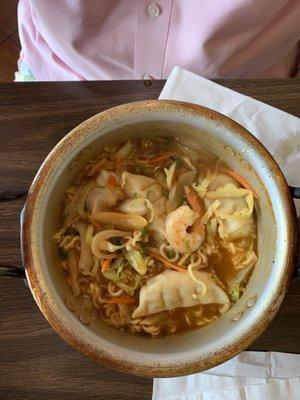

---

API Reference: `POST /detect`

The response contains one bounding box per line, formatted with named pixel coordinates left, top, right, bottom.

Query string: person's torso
left=18, top=0, right=300, bottom=80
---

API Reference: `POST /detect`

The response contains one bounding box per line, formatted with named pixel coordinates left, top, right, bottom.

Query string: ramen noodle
left=54, top=137, right=258, bottom=337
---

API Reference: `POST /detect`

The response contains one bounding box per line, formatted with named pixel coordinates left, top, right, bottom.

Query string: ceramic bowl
left=22, top=100, right=297, bottom=377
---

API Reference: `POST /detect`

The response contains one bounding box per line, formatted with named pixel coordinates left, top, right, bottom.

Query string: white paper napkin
left=153, top=352, right=300, bottom=400
left=159, top=66, right=300, bottom=215
left=153, top=67, right=300, bottom=399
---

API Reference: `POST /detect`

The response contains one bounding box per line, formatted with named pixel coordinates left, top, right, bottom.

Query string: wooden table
left=0, top=80, right=299, bottom=400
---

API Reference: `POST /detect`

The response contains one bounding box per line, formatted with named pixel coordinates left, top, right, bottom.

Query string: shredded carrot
left=209, top=268, right=226, bottom=290
left=222, top=168, right=258, bottom=199
left=106, top=174, right=117, bottom=188
left=105, top=296, right=137, bottom=304
left=149, top=252, right=187, bottom=273
left=115, top=157, right=123, bottom=172
left=87, top=158, right=106, bottom=177
left=184, top=186, right=204, bottom=217
left=101, top=258, right=111, bottom=273
left=148, top=150, right=177, bottom=164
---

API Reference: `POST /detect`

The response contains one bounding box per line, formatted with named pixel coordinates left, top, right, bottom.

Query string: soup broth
left=54, top=137, right=258, bottom=337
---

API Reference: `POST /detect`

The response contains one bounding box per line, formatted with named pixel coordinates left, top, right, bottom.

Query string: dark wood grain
left=0, top=0, right=19, bottom=82
left=0, top=277, right=152, bottom=400
left=0, top=0, right=18, bottom=43
left=0, top=199, right=23, bottom=267
left=0, top=79, right=299, bottom=400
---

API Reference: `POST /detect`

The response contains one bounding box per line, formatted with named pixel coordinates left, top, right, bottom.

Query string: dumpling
left=121, top=172, right=167, bottom=241
left=132, top=270, right=230, bottom=318
left=115, top=140, right=134, bottom=160
left=218, top=215, right=254, bottom=240
left=205, top=178, right=254, bottom=240
left=86, top=187, right=121, bottom=214
left=121, top=172, right=159, bottom=199
left=96, top=169, right=118, bottom=187
left=208, top=173, right=239, bottom=191
left=118, top=199, right=149, bottom=216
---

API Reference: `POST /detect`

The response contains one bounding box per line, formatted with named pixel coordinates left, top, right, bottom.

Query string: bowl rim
left=22, top=99, right=297, bottom=377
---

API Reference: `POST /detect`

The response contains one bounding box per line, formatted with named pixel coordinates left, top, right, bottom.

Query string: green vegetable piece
left=165, top=249, right=175, bottom=259
left=141, top=227, right=148, bottom=238
left=126, top=249, right=147, bottom=275
left=111, top=237, right=123, bottom=246
left=184, top=239, right=190, bottom=249
left=229, top=286, right=240, bottom=302
left=102, top=269, right=118, bottom=282
left=175, top=158, right=184, bottom=166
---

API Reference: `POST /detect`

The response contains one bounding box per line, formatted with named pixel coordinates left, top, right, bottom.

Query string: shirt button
left=147, top=3, right=161, bottom=18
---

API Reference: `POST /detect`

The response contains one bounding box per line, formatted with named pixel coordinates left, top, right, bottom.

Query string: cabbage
left=110, top=258, right=124, bottom=276
left=74, top=222, right=94, bottom=272
left=201, top=200, right=220, bottom=225
left=206, top=217, right=218, bottom=244
left=168, top=170, right=196, bottom=211
left=192, top=177, right=213, bottom=199
left=164, top=161, right=176, bottom=189
left=76, top=181, right=96, bottom=218
left=102, top=260, right=124, bottom=281
left=91, top=230, right=128, bottom=257
left=102, top=258, right=123, bottom=279
left=126, top=249, right=147, bottom=275
left=63, top=181, right=96, bottom=225
left=102, top=269, right=118, bottom=281
left=125, top=230, right=143, bottom=251
left=182, top=157, right=196, bottom=170
left=103, top=264, right=141, bottom=294
left=144, top=199, right=154, bottom=223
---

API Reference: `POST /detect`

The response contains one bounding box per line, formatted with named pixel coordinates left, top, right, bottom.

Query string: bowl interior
left=28, top=103, right=293, bottom=375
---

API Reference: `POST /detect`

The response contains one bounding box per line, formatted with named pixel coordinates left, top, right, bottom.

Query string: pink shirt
left=18, top=0, right=300, bottom=80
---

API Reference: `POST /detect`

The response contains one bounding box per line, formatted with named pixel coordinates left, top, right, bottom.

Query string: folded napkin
left=153, top=352, right=300, bottom=400
left=159, top=66, right=300, bottom=215
left=153, top=67, right=300, bottom=400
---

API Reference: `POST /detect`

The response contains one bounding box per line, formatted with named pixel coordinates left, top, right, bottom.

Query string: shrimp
left=165, top=205, right=205, bottom=253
